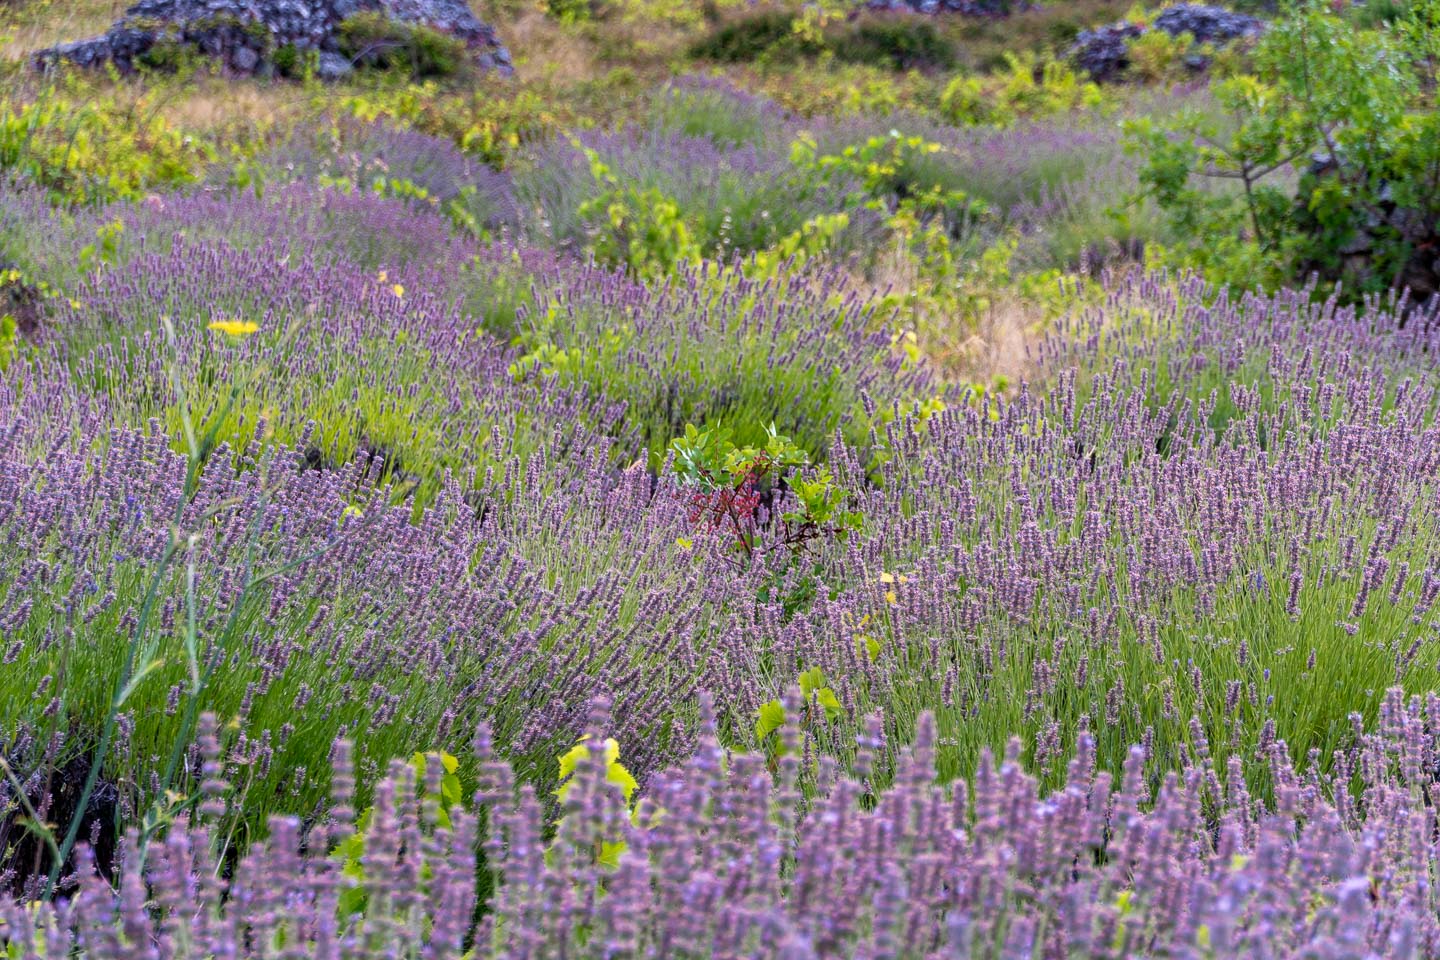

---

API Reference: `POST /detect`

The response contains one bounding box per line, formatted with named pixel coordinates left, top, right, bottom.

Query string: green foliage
left=687, top=11, right=818, bottom=63
left=830, top=20, right=957, bottom=72
left=547, top=0, right=595, bottom=24
left=690, top=11, right=957, bottom=71
left=1126, top=28, right=1200, bottom=83
left=272, top=43, right=319, bottom=80
left=1124, top=0, right=1440, bottom=298
left=550, top=736, right=637, bottom=870
left=338, top=83, right=560, bottom=170
left=337, top=13, right=468, bottom=78
left=574, top=147, right=702, bottom=280
left=670, top=421, right=810, bottom=488
left=555, top=736, right=637, bottom=805
left=334, top=751, right=463, bottom=916
left=670, top=422, right=861, bottom=560
left=793, top=128, right=1007, bottom=337
left=136, top=34, right=200, bottom=75
left=77, top=218, right=126, bottom=274
left=755, top=668, right=844, bottom=745
left=940, top=54, right=1103, bottom=126
left=0, top=81, right=212, bottom=204
left=0, top=312, right=17, bottom=372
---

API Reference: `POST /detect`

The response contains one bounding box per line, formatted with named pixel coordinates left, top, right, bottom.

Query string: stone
left=1152, top=4, right=1264, bottom=45
left=861, top=0, right=1023, bottom=16
left=315, top=50, right=354, bottom=80
left=33, top=0, right=510, bottom=78
left=231, top=44, right=260, bottom=71
left=1067, top=4, right=1263, bottom=83
left=1066, top=21, right=1144, bottom=83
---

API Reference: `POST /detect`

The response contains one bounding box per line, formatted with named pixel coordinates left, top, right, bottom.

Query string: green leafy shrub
left=0, top=83, right=212, bottom=204
left=687, top=10, right=818, bottom=62
left=272, top=42, right=318, bottom=79
left=830, top=19, right=957, bottom=71
left=337, top=12, right=468, bottom=78
left=1124, top=0, right=1440, bottom=298
left=337, top=82, right=560, bottom=170
left=940, top=54, right=1103, bottom=126
left=670, top=422, right=861, bottom=562
left=573, top=147, right=701, bottom=279
left=547, top=0, right=594, bottom=23
left=136, top=34, right=199, bottom=74
left=1126, top=28, right=1199, bottom=83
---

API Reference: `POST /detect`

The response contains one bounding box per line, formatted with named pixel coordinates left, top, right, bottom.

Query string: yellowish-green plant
left=553, top=736, right=637, bottom=868
left=742, top=211, right=852, bottom=281
left=940, top=54, right=1104, bottom=127
left=574, top=145, right=702, bottom=279
left=1127, top=28, right=1203, bottom=83
left=0, top=76, right=212, bottom=204
left=333, top=751, right=464, bottom=916
left=337, top=82, right=560, bottom=170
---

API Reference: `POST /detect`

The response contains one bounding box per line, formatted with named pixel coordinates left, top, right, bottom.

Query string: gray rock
left=862, top=0, right=1020, bottom=15
left=1067, top=21, right=1144, bottom=83
left=1068, top=4, right=1263, bottom=83
left=231, top=44, right=260, bottom=71
left=1152, top=4, right=1263, bottom=44
left=315, top=50, right=354, bottom=80
left=33, top=0, right=510, bottom=77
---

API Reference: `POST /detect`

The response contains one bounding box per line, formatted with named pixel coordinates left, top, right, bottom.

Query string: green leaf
left=599, top=839, right=628, bottom=869
left=755, top=700, right=786, bottom=741
left=556, top=736, right=636, bottom=805
left=797, top=667, right=827, bottom=699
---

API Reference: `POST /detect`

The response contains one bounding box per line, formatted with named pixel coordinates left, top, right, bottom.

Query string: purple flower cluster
left=250, top=117, right=521, bottom=233
left=701, top=270, right=1440, bottom=790
left=514, top=124, right=878, bottom=259
left=0, top=353, right=728, bottom=861
left=8, top=87, right=1440, bottom=952
left=9, top=689, right=1440, bottom=957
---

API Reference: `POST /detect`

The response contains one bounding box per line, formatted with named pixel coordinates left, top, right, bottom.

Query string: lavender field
left=2, top=0, right=1440, bottom=955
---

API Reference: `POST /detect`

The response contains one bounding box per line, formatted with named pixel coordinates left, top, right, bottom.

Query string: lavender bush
left=513, top=126, right=878, bottom=262
left=508, top=258, right=931, bottom=463
left=702, top=271, right=1440, bottom=794
left=242, top=118, right=522, bottom=238
left=0, top=359, right=730, bottom=875
left=0, top=182, right=476, bottom=288
left=8, top=691, right=1440, bottom=957
left=7, top=80, right=1440, bottom=957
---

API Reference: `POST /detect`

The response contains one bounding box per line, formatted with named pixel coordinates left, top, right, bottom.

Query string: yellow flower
left=377, top=269, right=388, bottom=283
left=207, top=319, right=260, bottom=337
left=392, top=284, right=405, bottom=299
left=885, top=589, right=898, bottom=606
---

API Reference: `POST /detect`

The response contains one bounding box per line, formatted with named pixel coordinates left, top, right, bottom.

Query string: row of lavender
left=3, top=160, right=1440, bottom=948
left=4, top=693, right=1438, bottom=957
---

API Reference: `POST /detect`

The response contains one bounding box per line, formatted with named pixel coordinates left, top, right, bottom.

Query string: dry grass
left=152, top=76, right=311, bottom=139
left=1, top=0, right=127, bottom=60
left=498, top=9, right=600, bottom=84
left=949, top=295, right=1042, bottom=386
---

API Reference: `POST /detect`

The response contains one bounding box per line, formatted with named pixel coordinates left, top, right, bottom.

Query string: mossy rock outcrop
left=33, top=0, right=511, bottom=80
